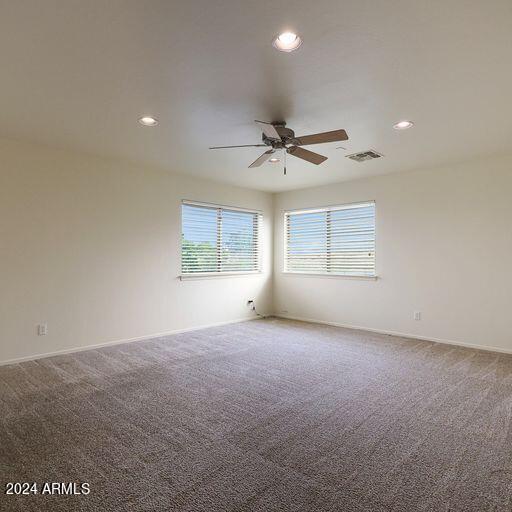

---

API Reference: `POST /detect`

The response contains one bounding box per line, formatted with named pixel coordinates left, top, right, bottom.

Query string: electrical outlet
left=414, top=311, right=421, bottom=321
left=38, top=323, right=48, bottom=336
left=247, top=300, right=254, bottom=308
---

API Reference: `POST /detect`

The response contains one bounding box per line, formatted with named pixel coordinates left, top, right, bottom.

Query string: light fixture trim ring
left=393, top=120, right=414, bottom=130
left=272, top=32, right=303, bottom=52
left=138, top=116, right=159, bottom=126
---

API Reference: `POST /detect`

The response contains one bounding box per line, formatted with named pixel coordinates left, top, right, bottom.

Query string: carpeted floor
left=1, top=318, right=512, bottom=511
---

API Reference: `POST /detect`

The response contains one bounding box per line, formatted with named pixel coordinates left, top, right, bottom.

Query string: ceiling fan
left=209, top=120, right=349, bottom=175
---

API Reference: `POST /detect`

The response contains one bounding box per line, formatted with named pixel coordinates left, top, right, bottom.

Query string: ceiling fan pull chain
left=284, top=149, right=287, bottom=175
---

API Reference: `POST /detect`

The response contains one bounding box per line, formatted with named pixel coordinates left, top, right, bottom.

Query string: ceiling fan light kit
left=209, top=120, right=349, bottom=175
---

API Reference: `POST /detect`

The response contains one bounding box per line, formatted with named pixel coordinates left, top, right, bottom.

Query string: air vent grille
left=346, top=150, right=383, bottom=162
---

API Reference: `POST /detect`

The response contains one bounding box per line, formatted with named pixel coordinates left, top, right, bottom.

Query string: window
left=284, top=201, right=375, bottom=277
left=181, top=201, right=261, bottom=275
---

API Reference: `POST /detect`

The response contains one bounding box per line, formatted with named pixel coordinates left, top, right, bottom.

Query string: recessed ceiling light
left=272, top=32, right=302, bottom=52
left=269, top=157, right=280, bottom=163
left=393, top=120, right=414, bottom=130
left=138, top=116, right=158, bottom=126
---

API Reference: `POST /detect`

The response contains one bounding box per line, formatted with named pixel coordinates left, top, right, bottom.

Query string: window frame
left=283, top=200, right=377, bottom=279
left=180, top=200, right=262, bottom=279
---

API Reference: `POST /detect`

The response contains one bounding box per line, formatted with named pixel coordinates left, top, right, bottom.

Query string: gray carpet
left=1, top=318, right=512, bottom=511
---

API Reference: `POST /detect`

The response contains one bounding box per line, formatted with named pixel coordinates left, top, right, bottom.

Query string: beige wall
left=273, top=155, right=512, bottom=352
left=2, top=137, right=511, bottom=363
left=0, top=139, right=273, bottom=363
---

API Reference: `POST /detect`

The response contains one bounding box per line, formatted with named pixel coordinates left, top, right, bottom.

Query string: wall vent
left=346, top=150, right=383, bottom=162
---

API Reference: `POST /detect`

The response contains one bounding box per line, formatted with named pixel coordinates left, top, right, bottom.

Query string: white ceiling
left=1, top=1, right=511, bottom=192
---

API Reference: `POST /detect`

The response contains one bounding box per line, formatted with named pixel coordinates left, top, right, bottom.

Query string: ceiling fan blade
left=255, top=120, right=281, bottom=140
left=286, top=146, right=327, bottom=165
left=295, top=129, right=348, bottom=146
left=209, top=144, right=267, bottom=149
left=248, top=150, right=274, bottom=168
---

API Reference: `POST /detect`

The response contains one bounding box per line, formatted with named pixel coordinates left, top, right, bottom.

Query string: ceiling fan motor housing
left=262, top=124, right=297, bottom=148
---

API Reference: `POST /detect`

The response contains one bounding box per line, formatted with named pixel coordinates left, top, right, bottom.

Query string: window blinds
left=285, top=202, right=375, bottom=276
left=181, top=201, right=261, bottom=275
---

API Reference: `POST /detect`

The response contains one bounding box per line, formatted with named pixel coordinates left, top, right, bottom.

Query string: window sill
left=281, top=271, right=378, bottom=280
left=180, top=271, right=262, bottom=281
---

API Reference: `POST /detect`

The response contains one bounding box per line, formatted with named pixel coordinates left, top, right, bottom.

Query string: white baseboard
left=4, top=312, right=510, bottom=366
left=0, top=316, right=260, bottom=366
left=275, top=314, right=512, bottom=355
